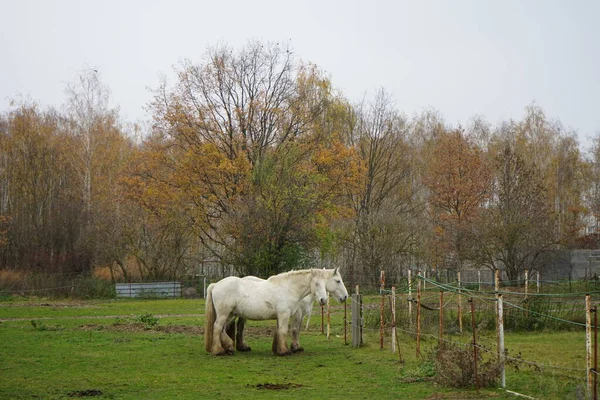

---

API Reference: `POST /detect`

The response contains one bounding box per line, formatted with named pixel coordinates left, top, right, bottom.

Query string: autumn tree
left=223, top=136, right=360, bottom=277
left=0, top=71, right=132, bottom=278
left=0, top=103, right=75, bottom=271
left=549, top=135, right=587, bottom=246
left=424, top=129, right=492, bottom=271
left=126, top=41, right=362, bottom=277
left=473, top=140, right=557, bottom=281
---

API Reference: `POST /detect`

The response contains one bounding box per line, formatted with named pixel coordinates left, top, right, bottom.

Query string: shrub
left=30, top=320, right=64, bottom=332
left=430, top=342, right=502, bottom=389
left=137, top=313, right=160, bottom=329
left=71, top=276, right=115, bottom=299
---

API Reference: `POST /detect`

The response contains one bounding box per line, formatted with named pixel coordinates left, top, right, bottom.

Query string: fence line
left=348, top=272, right=600, bottom=398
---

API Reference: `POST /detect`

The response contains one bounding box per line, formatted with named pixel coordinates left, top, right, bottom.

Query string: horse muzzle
left=318, top=297, right=327, bottom=306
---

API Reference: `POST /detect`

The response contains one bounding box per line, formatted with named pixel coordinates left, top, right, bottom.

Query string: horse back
left=212, top=276, right=282, bottom=321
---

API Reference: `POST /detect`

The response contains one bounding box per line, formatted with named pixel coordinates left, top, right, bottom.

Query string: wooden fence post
left=391, top=286, right=396, bottom=353
left=495, top=269, right=500, bottom=356
left=470, top=298, right=479, bottom=393
left=524, top=269, right=529, bottom=318
left=351, top=291, right=363, bottom=348
left=321, top=303, right=324, bottom=334
left=380, top=270, right=385, bottom=350
left=408, top=270, right=413, bottom=328
left=587, top=294, right=592, bottom=397
left=594, top=306, right=598, bottom=400
left=344, top=298, right=347, bottom=346
left=439, top=290, right=444, bottom=354
left=457, top=271, right=463, bottom=333
left=351, top=293, right=358, bottom=347
left=495, top=269, right=500, bottom=292
left=497, top=292, right=505, bottom=389
left=326, top=296, right=331, bottom=340
left=416, top=277, right=422, bottom=358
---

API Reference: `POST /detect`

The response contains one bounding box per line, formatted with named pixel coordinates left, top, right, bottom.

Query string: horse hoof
left=276, top=350, right=293, bottom=356
left=237, top=346, right=252, bottom=352
left=225, top=349, right=235, bottom=355
left=291, top=346, right=304, bottom=353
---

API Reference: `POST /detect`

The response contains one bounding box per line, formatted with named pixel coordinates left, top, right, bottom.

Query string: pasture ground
left=0, top=297, right=588, bottom=399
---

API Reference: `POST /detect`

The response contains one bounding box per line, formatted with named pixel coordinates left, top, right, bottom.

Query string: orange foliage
left=425, top=129, right=492, bottom=220
left=0, top=269, right=28, bottom=286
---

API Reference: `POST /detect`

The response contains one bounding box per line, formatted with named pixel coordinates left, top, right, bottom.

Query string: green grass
left=0, top=298, right=204, bottom=319
left=0, top=298, right=590, bottom=399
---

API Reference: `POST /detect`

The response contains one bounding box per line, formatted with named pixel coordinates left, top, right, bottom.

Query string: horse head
left=325, top=267, right=348, bottom=303
left=310, top=269, right=329, bottom=306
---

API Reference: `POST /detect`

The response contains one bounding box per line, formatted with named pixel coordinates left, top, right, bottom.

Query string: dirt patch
left=241, top=326, right=274, bottom=337
left=79, top=324, right=108, bottom=331
left=79, top=323, right=205, bottom=335
left=1, top=312, right=204, bottom=323
left=424, top=392, right=499, bottom=399
left=0, top=301, right=97, bottom=308
left=67, top=389, right=103, bottom=397
left=251, top=383, right=303, bottom=390
left=157, top=325, right=204, bottom=335
left=77, top=322, right=279, bottom=337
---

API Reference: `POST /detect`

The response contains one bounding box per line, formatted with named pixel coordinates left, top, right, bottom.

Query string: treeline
left=1, top=41, right=599, bottom=288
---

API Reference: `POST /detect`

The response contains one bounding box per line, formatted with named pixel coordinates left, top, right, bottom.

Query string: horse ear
left=334, top=267, right=339, bottom=275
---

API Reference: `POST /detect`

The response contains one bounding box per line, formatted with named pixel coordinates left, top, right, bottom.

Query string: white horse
left=289, top=293, right=317, bottom=352
left=226, top=268, right=348, bottom=353
left=204, top=268, right=346, bottom=356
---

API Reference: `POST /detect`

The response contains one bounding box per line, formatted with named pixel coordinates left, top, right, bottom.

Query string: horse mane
left=267, top=268, right=332, bottom=283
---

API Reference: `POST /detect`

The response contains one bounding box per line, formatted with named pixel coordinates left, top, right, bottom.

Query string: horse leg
left=236, top=317, right=251, bottom=351
left=273, top=312, right=292, bottom=356
left=225, top=318, right=236, bottom=346
left=220, top=316, right=236, bottom=354
left=220, top=331, right=235, bottom=355
left=272, top=330, right=278, bottom=354
left=211, top=314, right=232, bottom=356
left=290, top=309, right=304, bottom=353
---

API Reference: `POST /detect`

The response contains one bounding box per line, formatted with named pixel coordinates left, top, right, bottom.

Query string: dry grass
left=0, top=269, right=28, bottom=285
left=92, top=262, right=144, bottom=282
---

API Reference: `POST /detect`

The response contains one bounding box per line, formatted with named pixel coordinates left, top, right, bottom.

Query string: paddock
left=0, top=296, right=590, bottom=399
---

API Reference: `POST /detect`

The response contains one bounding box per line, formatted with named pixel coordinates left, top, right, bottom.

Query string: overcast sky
left=1, top=0, right=599, bottom=149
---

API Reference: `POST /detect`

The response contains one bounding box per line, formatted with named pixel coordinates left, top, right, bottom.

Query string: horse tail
left=204, top=283, right=216, bottom=352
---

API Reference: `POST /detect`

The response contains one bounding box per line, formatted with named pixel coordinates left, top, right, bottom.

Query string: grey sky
left=1, top=0, right=599, bottom=148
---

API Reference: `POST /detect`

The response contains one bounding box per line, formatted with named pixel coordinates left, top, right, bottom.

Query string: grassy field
left=0, top=297, right=589, bottom=399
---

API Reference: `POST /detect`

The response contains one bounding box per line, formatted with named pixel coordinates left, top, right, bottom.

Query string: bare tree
left=473, top=141, right=557, bottom=281
left=65, top=68, right=114, bottom=211
left=346, top=89, right=419, bottom=285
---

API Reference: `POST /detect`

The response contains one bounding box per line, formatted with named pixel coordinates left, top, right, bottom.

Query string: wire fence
left=3, top=267, right=599, bottom=397
left=341, top=271, right=600, bottom=399
left=0, top=271, right=206, bottom=299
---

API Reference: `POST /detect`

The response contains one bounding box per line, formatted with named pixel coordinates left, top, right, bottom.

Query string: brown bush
left=431, top=342, right=503, bottom=388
